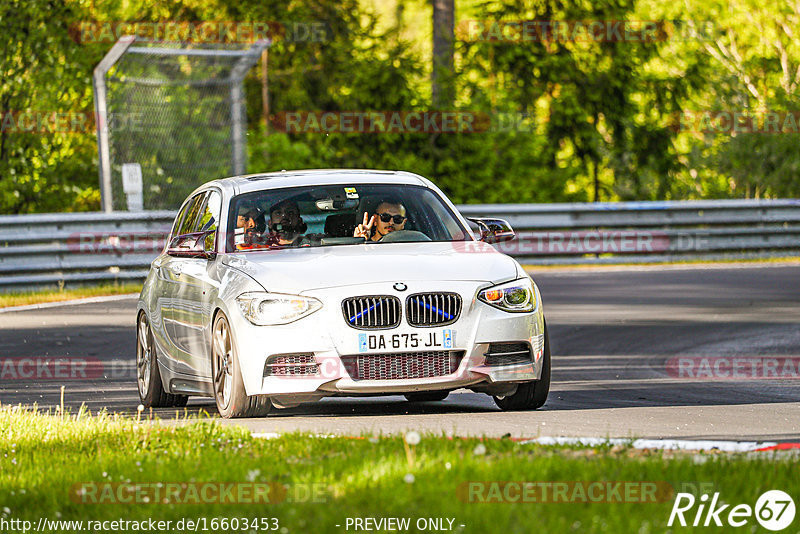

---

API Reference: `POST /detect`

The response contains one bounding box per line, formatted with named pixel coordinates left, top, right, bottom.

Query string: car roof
left=209, top=169, right=430, bottom=195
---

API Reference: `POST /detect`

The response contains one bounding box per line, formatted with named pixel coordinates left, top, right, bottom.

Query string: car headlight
left=236, top=292, right=322, bottom=325
left=478, top=277, right=537, bottom=313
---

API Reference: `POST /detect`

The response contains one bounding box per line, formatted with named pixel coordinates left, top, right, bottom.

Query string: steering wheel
left=379, top=230, right=431, bottom=243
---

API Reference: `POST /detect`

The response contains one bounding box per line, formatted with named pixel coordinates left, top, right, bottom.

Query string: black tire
left=136, top=312, right=189, bottom=408
left=493, top=323, right=551, bottom=411
left=404, top=391, right=450, bottom=402
left=211, top=312, right=271, bottom=418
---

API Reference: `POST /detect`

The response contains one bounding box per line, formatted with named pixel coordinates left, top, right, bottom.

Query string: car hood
left=222, top=241, right=520, bottom=293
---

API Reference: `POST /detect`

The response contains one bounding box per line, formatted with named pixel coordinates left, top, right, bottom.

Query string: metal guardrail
left=1, top=200, right=799, bottom=290
left=0, top=210, right=174, bottom=290
left=458, top=199, right=800, bottom=265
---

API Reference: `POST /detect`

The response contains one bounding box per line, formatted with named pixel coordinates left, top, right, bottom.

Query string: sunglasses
left=377, top=213, right=406, bottom=224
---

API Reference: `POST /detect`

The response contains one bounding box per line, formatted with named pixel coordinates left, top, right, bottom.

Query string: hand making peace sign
left=353, top=211, right=377, bottom=240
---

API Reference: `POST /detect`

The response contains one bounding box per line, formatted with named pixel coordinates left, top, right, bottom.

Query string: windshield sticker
left=344, top=187, right=359, bottom=199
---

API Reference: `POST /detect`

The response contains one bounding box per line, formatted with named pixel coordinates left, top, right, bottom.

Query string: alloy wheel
left=213, top=317, right=233, bottom=409
left=136, top=314, right=152, bottom=398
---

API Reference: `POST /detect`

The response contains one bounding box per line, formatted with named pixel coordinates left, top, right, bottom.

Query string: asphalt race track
left=1, top=264, right=799, bottom=441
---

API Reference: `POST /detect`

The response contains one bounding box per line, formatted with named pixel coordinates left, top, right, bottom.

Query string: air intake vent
left=341, top=351, right=464, bottom=380
left=406, top=292, right=462, bottom=326
left=342, top=296, right=401, bottom=330
left=263, top=353, right=318, bottom=377
left=484, top=342, right=532, bottom=366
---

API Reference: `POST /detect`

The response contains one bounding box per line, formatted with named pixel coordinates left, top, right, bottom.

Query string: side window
left=176, top=193, right=206, bottom=236
left=170, top=195, right=201, bottom=244
left=197, top=190, right=222, bottom=251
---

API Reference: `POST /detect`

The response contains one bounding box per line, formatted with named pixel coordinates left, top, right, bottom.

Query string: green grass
left=0, top=283, right=142, bottom=308
left=1, top=406, right=797, bottom=533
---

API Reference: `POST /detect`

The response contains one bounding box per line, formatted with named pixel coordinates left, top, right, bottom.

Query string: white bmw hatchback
left=136, top=169, right=550, bottom=418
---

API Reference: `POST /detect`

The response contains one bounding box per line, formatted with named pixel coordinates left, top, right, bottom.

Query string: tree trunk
left=261, top=49, right=269, bottom=131
left=593, top=158, right=600, bottom=202
left=432, top=0, right=455, bottom=107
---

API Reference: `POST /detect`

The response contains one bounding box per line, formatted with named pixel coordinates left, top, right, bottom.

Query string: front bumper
left=227, top=280, right=545, bottom=402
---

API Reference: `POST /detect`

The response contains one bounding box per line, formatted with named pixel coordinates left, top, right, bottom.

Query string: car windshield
left=226, top=183, right=470, bottom=252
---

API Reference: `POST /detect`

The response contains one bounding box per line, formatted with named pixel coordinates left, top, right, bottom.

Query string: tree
left=432, top=0, right=455, bottom=106
left=0, top=0, right=103, bottom=213
left=456, top=0, right=687, bottom=201
left=654, top=0, right=800, bottom=198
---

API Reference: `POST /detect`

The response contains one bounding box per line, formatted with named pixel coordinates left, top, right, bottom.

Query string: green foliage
left=2, top=0, right=800, bottom=213
left=643, top=0, right=800, bottom=199
left=0, top=0, right=104, bottom=213
left=717, top=134, right=800, bottom=198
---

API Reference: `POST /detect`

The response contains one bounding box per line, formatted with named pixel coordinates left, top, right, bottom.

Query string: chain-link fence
left=93, top=38, right=269, bottom=211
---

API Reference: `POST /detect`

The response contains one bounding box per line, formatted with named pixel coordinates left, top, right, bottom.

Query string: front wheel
left=493, top=323, right=551, bottom=411
left=211, top=312, right=271, bottom=418
left=136, top=312, right=188, bottom=408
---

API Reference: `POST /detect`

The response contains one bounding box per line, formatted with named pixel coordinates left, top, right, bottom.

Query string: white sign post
left=121, top=163, right=143, bottom=211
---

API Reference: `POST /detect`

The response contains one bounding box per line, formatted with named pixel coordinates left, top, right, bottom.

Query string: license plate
left=358, top=329, right=453, bottom=353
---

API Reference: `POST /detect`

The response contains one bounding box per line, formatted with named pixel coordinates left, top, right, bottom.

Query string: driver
left=268, top=198, right=307, bottom=246
left=353, top=199, right=407, bottom=242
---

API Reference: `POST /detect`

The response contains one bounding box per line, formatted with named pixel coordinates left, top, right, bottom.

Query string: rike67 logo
left=668, top=490, right=795, bottom=531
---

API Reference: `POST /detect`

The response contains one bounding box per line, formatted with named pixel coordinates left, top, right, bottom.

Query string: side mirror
left=468, top=218, right=515, bottom=244
left=167, top=231, right=216, bottom=259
